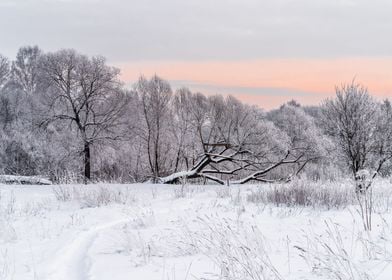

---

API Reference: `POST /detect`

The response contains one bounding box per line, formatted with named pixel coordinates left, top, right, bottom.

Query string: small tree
left=322, top=82, right=380, bottom=176
left=323, top=82, right=392, bottom=230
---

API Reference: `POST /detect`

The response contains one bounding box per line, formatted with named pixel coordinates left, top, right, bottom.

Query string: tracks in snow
left=46, top=218, right=128, bottom=280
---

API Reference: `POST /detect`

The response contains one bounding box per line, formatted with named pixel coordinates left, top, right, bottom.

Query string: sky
left=1, top=0, right=392, bottom=109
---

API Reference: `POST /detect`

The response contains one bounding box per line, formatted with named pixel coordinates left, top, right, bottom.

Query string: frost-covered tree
left=135, top=75, right=173, bottom=182
left=161, top=93, right=310, bottom=185
left=170, top=88, right=197, bottom=172
left=372, top=99, right=392, bottom=175
left=0, top=72, right=15, bottom=130
left=267, top=103, right=333, bottom=180
left=4, top=45, right=392, bottom=185
left=11, top=46, right=42, bottom=95
left=0, top=54, right=10, bottom=89
left=0, top=48, right=79, bottom=180
left=0, top=52, right=40, bottom=176
left=39, top=49, right=128, bottom=183
left=268, top=103, right=330, bottom=160
left=93, top=91, right=143, bottom=182
left=322, top=82, right=387, bottom=176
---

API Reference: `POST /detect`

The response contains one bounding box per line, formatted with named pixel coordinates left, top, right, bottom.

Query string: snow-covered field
left=1, top=181, right=392, bottom=280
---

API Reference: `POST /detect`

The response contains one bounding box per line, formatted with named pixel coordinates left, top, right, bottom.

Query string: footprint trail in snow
left=46, top=219, right=128, bottom=280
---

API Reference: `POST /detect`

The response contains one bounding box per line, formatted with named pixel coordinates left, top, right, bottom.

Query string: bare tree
left=170, top=88, right=201, bottom=172
left=161, top=93, right=313, bottom=185
left=11, top=46, right=42, bottom=95
left=373, top=99, right=392, bottom=175
left=323, top=83, right=392, bottom=232
left=39, top=49, right=128, bottom=183
left=268, top=103, right=331, bottom=174
left=0, top=55, right=12, bottom=129
left=322, top=82, right=384, bottom=177
left=135, top=75, right=173, bottom=182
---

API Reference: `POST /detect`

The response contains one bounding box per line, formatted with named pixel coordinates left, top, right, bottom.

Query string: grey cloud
left=1, top=0, right=392, bottom=61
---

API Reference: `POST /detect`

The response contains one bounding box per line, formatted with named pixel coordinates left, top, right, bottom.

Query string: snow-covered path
left=46, top=219, right=129, bottom=280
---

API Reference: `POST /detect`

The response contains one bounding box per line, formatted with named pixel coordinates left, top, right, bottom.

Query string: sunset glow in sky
left=2, top=0, right=392, bottom=109
left=117, top=57, right=392, bottom=108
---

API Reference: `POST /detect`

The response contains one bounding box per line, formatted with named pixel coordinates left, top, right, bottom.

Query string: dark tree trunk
left=84, top=142, right=91, bottom=184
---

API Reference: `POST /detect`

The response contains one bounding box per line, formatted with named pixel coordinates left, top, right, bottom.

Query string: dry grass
left=52, top=185, right=136, bottom=207
left=182, top=215, right=283, bottom=280
left=295, top=219, right=392, bottom=280
left=247, top=179, right=356, bottom=209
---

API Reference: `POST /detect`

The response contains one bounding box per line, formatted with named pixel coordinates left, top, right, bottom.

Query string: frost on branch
left=159, top=100, right=326, bottom=185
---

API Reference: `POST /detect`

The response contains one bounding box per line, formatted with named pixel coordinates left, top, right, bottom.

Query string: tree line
left=0, top=46, right=391, bottom=184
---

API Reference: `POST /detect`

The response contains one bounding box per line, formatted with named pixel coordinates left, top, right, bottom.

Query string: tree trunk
left=84, top=142, right=91, bottom=184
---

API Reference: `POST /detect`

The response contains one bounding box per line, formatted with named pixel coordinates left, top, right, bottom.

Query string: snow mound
left=0, top=175, right=52, bottom=185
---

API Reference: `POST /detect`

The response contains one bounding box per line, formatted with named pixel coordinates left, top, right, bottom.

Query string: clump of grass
left=79, top=187, right=135, bottom=208
left=295, top=220, right=392, bottom=280
left=183, top=215, right=283, bottom=280
left=215, top=186, right=231, bottom=198
left=173, top=176, right=190, bottom=199
left=52, top=185, right=73, bottom=202
left=247, top=179, right=355, bottom=209
left=52, top=185, right=135, bottom=207
left=0, top=249, right=13, bottom=280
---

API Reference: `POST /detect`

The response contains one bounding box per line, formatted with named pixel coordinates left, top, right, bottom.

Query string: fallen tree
left=158, top=95, right=327, bottom=185
left=159, top=144, right=313, bottom=185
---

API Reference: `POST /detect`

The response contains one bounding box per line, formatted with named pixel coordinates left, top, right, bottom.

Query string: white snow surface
left=0, top=182, right=392, bottom=280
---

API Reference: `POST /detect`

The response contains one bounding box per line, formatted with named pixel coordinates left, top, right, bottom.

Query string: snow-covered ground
left=1, top=181, right=392, bottom=280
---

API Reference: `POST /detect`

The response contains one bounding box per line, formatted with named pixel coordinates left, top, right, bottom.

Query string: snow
left=159, top=170, right=196, bottom=183
left=0, top=175, right=52, bottom=185
left=47, top=219, right=129, bottom=280
left=1, top=182, right=392, bottom=280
